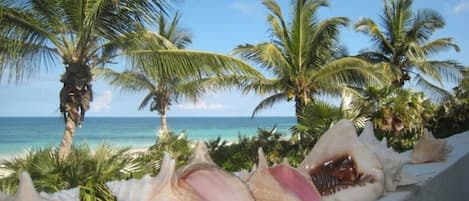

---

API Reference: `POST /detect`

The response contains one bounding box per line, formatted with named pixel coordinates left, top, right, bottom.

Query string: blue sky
left=1, top=0, right=469, bottom=117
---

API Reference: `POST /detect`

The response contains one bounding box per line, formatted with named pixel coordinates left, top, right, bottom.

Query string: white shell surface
left=411, top=129, right=449, bottom=164
left=299, top=119, right=384, bottom=201
left=0, top=172, right=76, bottom=201
left=178, top=141, right=255, bottom=201
left=359, top=121, right=416, bottom=191
left=107, top=152, right=202, bottom=201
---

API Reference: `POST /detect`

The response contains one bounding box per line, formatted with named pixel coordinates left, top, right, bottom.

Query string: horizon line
left=0, top=115, right=296, bottom=118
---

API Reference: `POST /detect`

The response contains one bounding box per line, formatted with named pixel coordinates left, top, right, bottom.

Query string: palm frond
left=163, top=11, right=191, bottom=49
left=251, top=93, right=287, bottom=118
left=406, top=9, right=444, bottom=43
left=355, top=50, right=391, bottom=64
left=420, top=38, right=460, bottom=56
left=242, top=78, right=282, bottom=95
left=293, top=101, right=341, bottom=136
left=93, top=67, right=154, bottom=93
left=312, top=57, right=386, bottom=90
left=354, top=18, right=393, bottom=54
left=138, top=92, right=154, bottom=111
left=413, top=59, right=464, bottom=84
left=0, top=37, right=58, bottom=81
left=263, top=0, right=291, bottom=52
left=308, top=16, right=349, bottom=66
left=413, top=74, right=451, bottom=100
left=234, top=43, right=283, bottom=71
left=0, top=4, right=61, bottom=46
left=291, top=0, right=329, bottom=69
left=127, top=49, right=262, bottom=79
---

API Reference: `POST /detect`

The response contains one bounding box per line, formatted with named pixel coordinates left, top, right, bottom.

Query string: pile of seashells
left=0, top=119, right=451, bottom=201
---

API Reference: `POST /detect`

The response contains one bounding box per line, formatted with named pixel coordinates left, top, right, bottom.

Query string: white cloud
left=230, top=1, right=260, bottom=14
left=454, top=2, right=469, bottom=14
left=91, top=90, right=112, bottom=112
left=177, top=101, right=226, bottom=110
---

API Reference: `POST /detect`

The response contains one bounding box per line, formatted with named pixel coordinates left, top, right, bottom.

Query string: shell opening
left=308, top=155, right=375, bottom=196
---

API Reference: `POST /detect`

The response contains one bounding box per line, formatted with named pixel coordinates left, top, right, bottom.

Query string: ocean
left=0, top=117, right=296, bottom=158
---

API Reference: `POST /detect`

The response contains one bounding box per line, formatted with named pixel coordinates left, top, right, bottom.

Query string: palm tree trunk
left=58, top=112, right=77, bottom=160
left=160, top=112, right=168, bottom=133
left=295, top=91, right=311, bottom=122
left=58, top=62, right=93, bottom=159
left=295, top=101, right=302, bottom=123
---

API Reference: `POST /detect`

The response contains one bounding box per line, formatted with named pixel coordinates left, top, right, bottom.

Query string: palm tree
left=354, top=0, right=464, bottom=95
left=0, top=0, right=169, bottom=159
left=95, top=12, right=263, bottom=134
left=233, top=0, right=383, bottom=120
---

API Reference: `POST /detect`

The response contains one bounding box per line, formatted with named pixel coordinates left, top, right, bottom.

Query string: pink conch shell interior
left=299, top=119, right=384, bottom=201
left=178, top=141, right=255, bottom=201
left=247, top=148, right=322, bottom=201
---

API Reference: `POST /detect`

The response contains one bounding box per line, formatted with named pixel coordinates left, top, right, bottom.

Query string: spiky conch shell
left=359, top=121, right=417, bottom=191
left=177, top=141, right=255, bottom=201
left=0, top=172, right=78, bottom=201
left=247, top=148, right=322, bottom=201
left=299, top=119, right=385, bottom=201
left=234, top=169, right=252, bottom=182
left=107, top=152, right=202, bottom=201
left=410, top=129, right=452, bottom=164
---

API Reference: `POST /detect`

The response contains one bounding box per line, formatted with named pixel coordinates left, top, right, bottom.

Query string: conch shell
left=108, top=141, right=256, bottom=201
left=177, top=141, right=255, bottom=201
left=107, top=152, right=202, bottom=201
left=410, top=129, right=451, bottom=164
left=299, top=119, right=384, bottom=201
left=359, top=121, right=417, bottom=191
left=246, top=148, right=322, bottom=201
left=0, top=172, right=78, bottom=201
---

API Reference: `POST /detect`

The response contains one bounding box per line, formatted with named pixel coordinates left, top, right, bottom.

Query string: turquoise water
left=0, top=117, right=295, bottom=157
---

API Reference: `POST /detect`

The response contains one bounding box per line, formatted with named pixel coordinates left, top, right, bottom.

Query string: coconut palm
left=95, top=12, right=263, bottom=134
left=233, top=0, right=383, bottom=120
left=354, top=0, right=464, bottom=96
left=0, top=0, right=169, bottom=159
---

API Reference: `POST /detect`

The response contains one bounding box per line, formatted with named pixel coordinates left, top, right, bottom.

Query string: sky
left=1, top=0, right=469, bottom=117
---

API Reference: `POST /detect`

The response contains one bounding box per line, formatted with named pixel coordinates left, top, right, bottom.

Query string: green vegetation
left=233, top=0, right=385, bottom=120
left=136, top=132, right=192, bottom=175
left=0, top=0, right=170, bottom=159
left=355, top=0, right=464, bottom=93
left=0, top=145, right=140, bottom=201
left=430, top=69, right=469, bottom=137
left=0, top=0, right=468, bottom=199
left=208, top=127, right=302, bottom=171
left=94, top=12, right=262, bottom=134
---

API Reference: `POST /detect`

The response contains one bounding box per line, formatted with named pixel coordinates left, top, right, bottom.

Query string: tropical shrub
left=136, top=132, right=192, bottom=175
left=344, top=86, right=437, bottom=151
left=0, top=144, right=140, bottom=201
left=291, top=101, right=343, bottom=156
left=291, top=97, right=371, bottom=154
left=429, top=71, right=469, bottom=137
left=208, top=127, right=301, bottom=171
